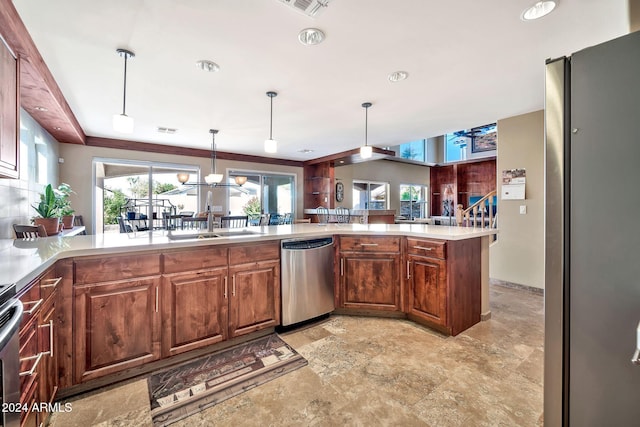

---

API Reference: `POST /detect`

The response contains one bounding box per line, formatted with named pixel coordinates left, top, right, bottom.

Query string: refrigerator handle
left=632, top=321, right=640, bottom=365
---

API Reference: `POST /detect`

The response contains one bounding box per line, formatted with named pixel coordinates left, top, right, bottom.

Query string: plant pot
left=34, top=217, right=60, bottom=236
left=61, top=214, right=75, bottom=229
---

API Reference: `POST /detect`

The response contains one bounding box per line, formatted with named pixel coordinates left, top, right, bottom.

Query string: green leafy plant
left=56, top=182, right=75, bottom=216
left=32, top=184, right=60, bottom=218
left=242, top=196, right=261, bottom=219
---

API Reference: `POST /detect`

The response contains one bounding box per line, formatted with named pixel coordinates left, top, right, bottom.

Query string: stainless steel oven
left=0, top=284, right=22, bottom=427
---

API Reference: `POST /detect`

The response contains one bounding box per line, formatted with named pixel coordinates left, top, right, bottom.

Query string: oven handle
left=0, top=299, right=24, bottom=350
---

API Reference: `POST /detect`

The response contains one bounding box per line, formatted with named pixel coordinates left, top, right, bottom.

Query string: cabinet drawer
left=74, top=253, right=161, bottom=284
left=19, top=283, right=41, bottom=327
left=406, top=238, right=446, bottom=259
left=340, top=236, right=400, bottom=253
left=229, top=242, right=279, bottom=265
left=40, top=267, right=62, bottom=302
left=163, top=246, right=228, bottom=273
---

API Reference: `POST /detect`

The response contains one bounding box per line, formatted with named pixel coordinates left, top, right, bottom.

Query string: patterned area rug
left=148, top=334, right=307, bottom=426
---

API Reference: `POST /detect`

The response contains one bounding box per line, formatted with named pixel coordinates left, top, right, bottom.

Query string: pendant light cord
left=210, top=129, right=218, bottom=174
left=122, top=53, right=128, bottom=115
left=364, top=105, right=368, bottom=147
left=269, top=95, right=274, bottom=140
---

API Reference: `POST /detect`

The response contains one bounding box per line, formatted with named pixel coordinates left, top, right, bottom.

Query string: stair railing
left=455, top=190, right=497, bottom=229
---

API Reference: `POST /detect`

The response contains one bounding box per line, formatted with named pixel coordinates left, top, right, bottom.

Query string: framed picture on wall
left=471, top=124, right=497, bottom=153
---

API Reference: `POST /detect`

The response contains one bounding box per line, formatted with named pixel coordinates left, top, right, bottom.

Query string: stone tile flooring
left=51, top=284, right=544, bottom=426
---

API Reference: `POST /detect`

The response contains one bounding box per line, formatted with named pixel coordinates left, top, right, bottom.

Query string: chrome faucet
left=207, top=208, right=215, bottom=232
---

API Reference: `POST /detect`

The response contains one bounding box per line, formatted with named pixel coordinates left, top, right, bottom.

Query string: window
left=352, top=180, right=389, bottom=210
left=445, top=132, right=468, bottom=163
left=399, top=140, right=426, bottom=162
left=94, top=159, right=199, bottom=233
left=227, top=171, right=295, bottom=224
left=399, top=184, right=427, bottom=219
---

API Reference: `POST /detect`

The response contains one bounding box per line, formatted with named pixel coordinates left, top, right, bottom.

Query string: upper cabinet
left=0, top=38, right=19, bottom=179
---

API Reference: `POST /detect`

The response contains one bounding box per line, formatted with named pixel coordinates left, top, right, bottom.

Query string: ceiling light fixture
left=521, top=1, right=557, bottom=20
left=388, top=71, right=409, bottom=82
left=360, top=102, right=373, bottom=159
left=34, top=106, right=48, bottom=111
left=177, top=129, right=247, bottom=190
left=265, top=91, right=278, bottom=154
left=298, top=28, right=325, bottom=46
left=113, top=48, right=135, bottom=133
left=204, top=129, right=223, bottom=184
left=195, top=60, right=220, bottom=72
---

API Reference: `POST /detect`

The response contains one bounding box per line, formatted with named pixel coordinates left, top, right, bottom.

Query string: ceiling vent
left=277, top=0, right=331, bottom=18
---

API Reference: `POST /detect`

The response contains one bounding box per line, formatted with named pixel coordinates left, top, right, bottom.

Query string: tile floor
left=50, top=283, right=544, bottom=426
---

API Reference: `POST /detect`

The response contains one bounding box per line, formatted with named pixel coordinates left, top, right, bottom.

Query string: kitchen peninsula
left=2, top=223, right=494, bottom=400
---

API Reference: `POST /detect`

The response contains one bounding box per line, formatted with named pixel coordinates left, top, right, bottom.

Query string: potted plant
left=56, top=183, right=75, bottom=229
left=32, top=184, right=61, bottom=235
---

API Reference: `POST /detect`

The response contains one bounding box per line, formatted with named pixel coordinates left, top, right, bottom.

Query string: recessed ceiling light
left=34, top=106, right=48, bottom=111
left=53, top=127, right=62, bottom=131
left=157, top=127, right=178, bottom=134
left=298, top=28, right=325, bottom=46
left=388, top=71, right=409, bottom=82
left=195, top=60, right=220, bottom=72
left=521, top=1, right=557, bottom=21
left=298, top=149, right=314, bottom=153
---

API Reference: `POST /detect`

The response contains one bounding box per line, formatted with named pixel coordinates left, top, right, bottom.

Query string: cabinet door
left=229, top=260, right=280, bottom=338
left=0, top=39, right=19, bottom=179
left=407, top=254, right=447, bottom=328
left=340, top=253, right=401, bottom=311
left=38, top=296, right=57, bottom=421
left=161, top=268, right=228, bottom=357
left=74, top=277, right=161, bottom=382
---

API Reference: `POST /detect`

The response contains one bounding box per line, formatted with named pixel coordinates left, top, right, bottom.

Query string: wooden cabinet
left=304, top=162, right=334, bottom=211
left=17, top=266, right=61, bottom=427
left=162, top=268, right=228, bottom=356
left=337, top=236, right=402, bottom=312
left=228, top=243, right=280, bottom=338
left=73, top=276, right=162, bottom=382
left=429, top=158, right=496, bottom=216
left=63, top=243, right=280, bottom=385
left=405, top=237, right=481, bottom=335
left=0, top=37, right=19, bottom=179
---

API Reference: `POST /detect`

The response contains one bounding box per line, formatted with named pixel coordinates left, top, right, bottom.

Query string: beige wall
left=335, top=159, right=430, bottom=213
left=59, top=144, right=303, bottom=233
left=490, top=110, right=544, bottom=289
left=630, top=0, right=640, bottom=32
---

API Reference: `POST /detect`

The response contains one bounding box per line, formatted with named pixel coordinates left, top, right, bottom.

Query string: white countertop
left=1, top=224, right=496, bottom=290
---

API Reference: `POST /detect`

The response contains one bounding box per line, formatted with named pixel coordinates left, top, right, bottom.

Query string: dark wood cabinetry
left=337, top=236, right=402, bottom=312
left=0, top=37, right=19, bottom=179
left=429, top=158, right=496, bottom=216
left=58, top=242, right=280, bottom=387
left=73, top=277, right=162, bottom=382
left=405, top=237, right=481, bottom=335
left=304, top=162, right=334, bottom=211
left=17, top=266, right=61, bottom=426
left=228, top=243, right=280, bottom=337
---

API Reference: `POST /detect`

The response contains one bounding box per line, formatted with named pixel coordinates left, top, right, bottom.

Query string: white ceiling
left=13, top=0, right=628, bottom=161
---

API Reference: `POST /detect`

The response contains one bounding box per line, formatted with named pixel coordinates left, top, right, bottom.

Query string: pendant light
left=360, top=102, right=373, bottom=159
left=204, top=129, right=223, bottom=184
left=265, top=91, right=278, bottom=153
left=113, top=48, right=135, bottom=133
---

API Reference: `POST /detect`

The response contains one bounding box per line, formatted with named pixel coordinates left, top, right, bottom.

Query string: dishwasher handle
left=282, top=237, right=333, bottom=250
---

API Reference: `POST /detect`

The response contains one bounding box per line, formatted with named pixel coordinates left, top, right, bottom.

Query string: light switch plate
left=520, top=205, right=527, bottom=214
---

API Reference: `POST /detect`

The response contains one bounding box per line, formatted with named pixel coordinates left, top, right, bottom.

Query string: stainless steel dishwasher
left=281, top=237, right=335, bottom=326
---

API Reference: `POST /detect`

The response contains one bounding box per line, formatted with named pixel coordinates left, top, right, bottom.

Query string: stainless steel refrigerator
left=545, top=31, right=640, bottom=426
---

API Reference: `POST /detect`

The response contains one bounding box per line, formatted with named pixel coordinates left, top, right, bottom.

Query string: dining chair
left=220, top=215, right=249, bottom=228
left=73, top=214, right=87, bottom=234
left=268, top=213, right=282, bottom=225
left=316, top=206, right=329, bottom=224
left=13, top=224, right=48, bottom=238
left=335, top=207, right=351, bottom=224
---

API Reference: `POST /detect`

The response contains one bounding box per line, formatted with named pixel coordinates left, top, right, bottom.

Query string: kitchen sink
left=167, top=229, right=263, bottom=240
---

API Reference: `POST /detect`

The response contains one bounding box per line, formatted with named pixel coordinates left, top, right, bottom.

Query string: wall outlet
left=519, top=205, right=527, bottom=215
left=212, top=205, right=223, bottom=212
